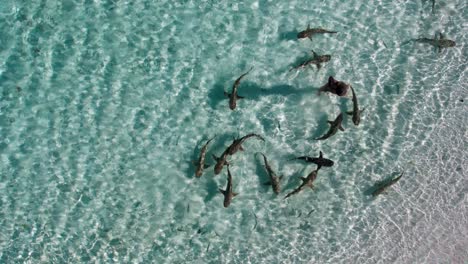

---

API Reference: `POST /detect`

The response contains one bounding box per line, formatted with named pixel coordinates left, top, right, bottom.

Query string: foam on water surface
left=0, top=0, right=467, bottom=263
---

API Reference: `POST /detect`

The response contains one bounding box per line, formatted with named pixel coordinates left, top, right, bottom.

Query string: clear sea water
left=0, top=0, right=467, bottom=263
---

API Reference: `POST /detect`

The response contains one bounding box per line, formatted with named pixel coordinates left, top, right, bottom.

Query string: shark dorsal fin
left=307, top=23, right=310, bottom=30
left=439, top=32, right=444, bottom=40
left=319, top=151, right=323, bottom=158
left=311, top=49, right=318, bottom=58
left=219, top=188, right=226, bottom=195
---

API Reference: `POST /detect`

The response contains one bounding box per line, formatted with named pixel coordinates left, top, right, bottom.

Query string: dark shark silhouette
left=346, top=86, right=365, bottom=126
left=318, top=76, right=350, bottom=97
left=284, top=169, right=318, bottom=199
left=290, top=50, right=331, bottom=71
left=194, top=136, right=216, bottom=177
left=315, top=112, right=345, bottom=140
left=213, top=133, right=265, bottom=175
left=219, top=165, right=238, bottom=207
left=290, top=151, right=334, bottom=170
left=226, top=133, right=265, bottom=156
left=405, top=33, right=456, bottom=53
left=297, top=24, right=337, bottom=40
left=257, top=153, right=282, bottom=194
left=372, top=172, right=404, bottom=197
left=213, top=152, right=229, bottom=175
left=224, top=67, right=253, bottom=110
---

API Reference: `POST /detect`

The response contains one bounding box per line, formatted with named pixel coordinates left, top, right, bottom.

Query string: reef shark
left=213, top=133, right=265, bottom=175
left=258, top=152, right=283, bottom=194
left=346, top=86, right=365, bottom=126
left=297, top=24, right=337, bottom=40
left=194, top=136, right=216, bottom=178
left=290, top=151, right=334, bottom=170
left=224, top=67, right=253, bottom=110
left=219, top=165, right=238, bottom=207
left=290, top=50, right=331, bottom=71
left=284, top=169, right=318, bottom=199
left=406, top=32, right=456, bottom=53
left=372, top=172, right=404, bottom=197
left=315, top=112, right=345, bottom=140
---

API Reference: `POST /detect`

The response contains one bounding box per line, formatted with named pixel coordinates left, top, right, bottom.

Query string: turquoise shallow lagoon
left=0, top=0, right=467, bottom=263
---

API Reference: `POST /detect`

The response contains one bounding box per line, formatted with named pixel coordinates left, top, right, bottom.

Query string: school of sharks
left=193, top=24, right=456, bottom=208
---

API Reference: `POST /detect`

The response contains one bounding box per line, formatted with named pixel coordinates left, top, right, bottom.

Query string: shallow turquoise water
left=0, top=0, right=467, bottom=263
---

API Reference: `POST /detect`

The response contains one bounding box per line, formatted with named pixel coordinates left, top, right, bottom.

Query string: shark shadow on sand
left=208, top=81, right=315, bottom=109
left=278, top=29, right=300, bottom=41
left=310, top=114, right=332, bottom=139
left=203, top=177, right=221, bottom=203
